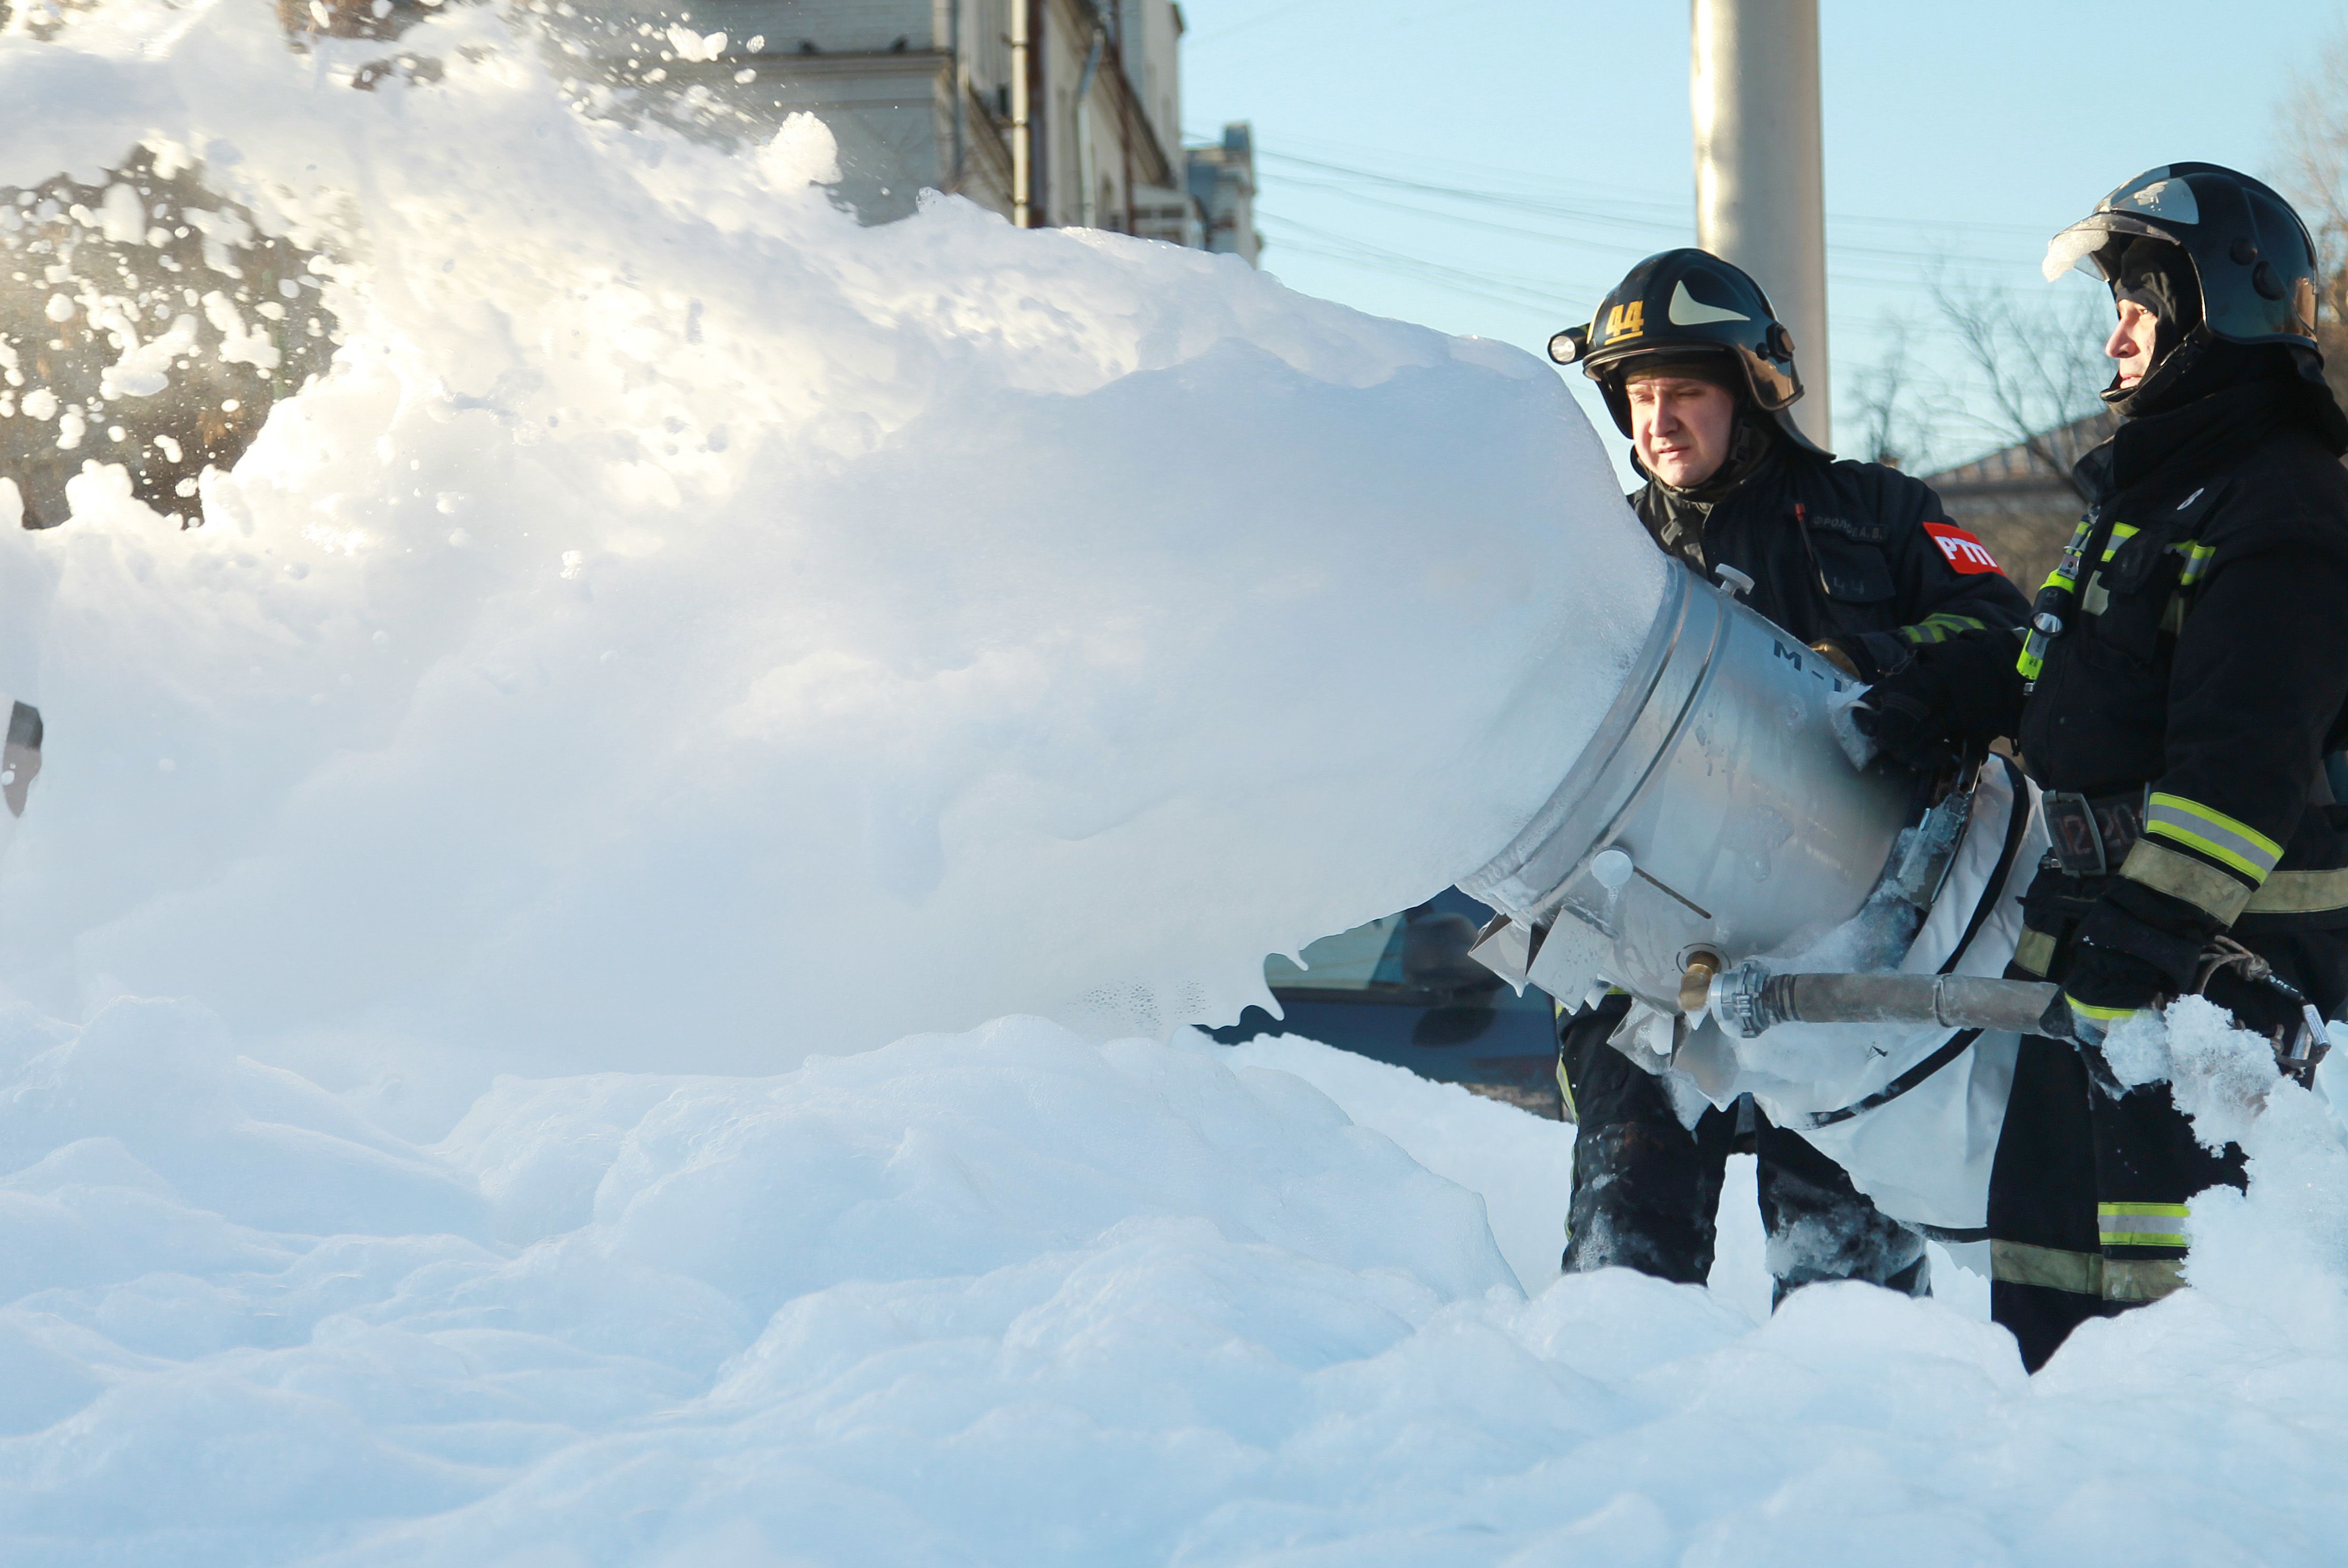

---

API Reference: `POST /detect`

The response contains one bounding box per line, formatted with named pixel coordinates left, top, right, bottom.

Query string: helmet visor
left=2043, top=212, right=2171, bottom=282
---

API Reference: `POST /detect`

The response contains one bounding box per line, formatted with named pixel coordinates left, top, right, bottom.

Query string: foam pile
left=0, top=0, right=1658, bottom=1104
left=4, top=1002, right=2348, bottom=1564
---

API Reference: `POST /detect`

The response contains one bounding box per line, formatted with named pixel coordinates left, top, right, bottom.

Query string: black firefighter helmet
left=2046, top=162, right=2322, bottom=351
left=2045, top=162, right=2343, bottom=440
left=1549, top=248, right=1827, bottom=456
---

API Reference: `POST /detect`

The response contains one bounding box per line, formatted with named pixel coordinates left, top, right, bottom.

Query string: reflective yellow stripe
left=1901, top=613, right=1989, bottom=646
left=2146, top=792, right=2282, bottom=883
left=2177, top=541, right=2218, bottom=586
left=2012, top=927, right=2056, bottom=977
left=2020, top=516, right=2099, bottom=680
left=2152, top=822, right=2269, bottom=880
left=1554, top=1055, right=1578, bottom=1125
left=2099, top=522, right=2141, bottom=560
left=2248, top=868, right=2348, bottom=915
left=2099, top=1202, right=2189, bottom=1249
left=2065, top=996, right=2142, bottom=1023
left=2119, top=839, right=2254, bottom=924
left=2039, top=518, right=2098, bottom=595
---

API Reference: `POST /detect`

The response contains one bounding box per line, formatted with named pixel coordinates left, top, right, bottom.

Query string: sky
left=1176, top=0, right=2348, bottom=477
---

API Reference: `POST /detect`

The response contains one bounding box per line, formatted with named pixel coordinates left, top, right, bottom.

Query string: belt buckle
left=2044, top=790, right=2107, bottom=876
left=2093, top=792, right=2148, bottom=868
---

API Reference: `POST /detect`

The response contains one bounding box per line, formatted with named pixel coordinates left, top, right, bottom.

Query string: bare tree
left=1846, top=312, right=1942, bottom=471
left=1929, top=273, right=2115, bottom=499
left=2277, top=28, right=2348, bottom=420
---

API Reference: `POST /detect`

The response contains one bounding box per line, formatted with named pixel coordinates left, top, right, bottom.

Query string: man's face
left=1627, top=372, right=1737, bottom=488
left=2105, top=297, right=2163, bottom=390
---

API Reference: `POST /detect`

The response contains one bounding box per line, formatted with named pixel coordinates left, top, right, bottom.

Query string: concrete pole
left=948, top=0, right=965, bottom=194
left=1012, top=0, right=1034, bottom=226
left=1690, top=0, right=1829, bottom=449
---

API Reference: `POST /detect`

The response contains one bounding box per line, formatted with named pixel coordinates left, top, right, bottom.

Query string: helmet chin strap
left=1653, top=413, right=1778, bottom=503
left=2102, top=322, right=2212, bottom=418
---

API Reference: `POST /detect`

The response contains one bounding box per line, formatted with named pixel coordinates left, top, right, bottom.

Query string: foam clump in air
left=0, top=0, right=1661, bottom=1089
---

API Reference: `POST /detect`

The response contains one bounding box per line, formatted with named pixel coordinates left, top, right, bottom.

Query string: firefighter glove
left=1852, top=631, right=2026, bottom=770
left=2062, top=880, right=2222, bottom=1040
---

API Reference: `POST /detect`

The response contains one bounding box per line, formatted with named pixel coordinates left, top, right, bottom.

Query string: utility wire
left=1207, top=136, right=2057, bottom=246
left=1256, top=154, right=2043, bottom=278
left=1264, top=171, right=1685, bottom=255
left=1257, top=214, right=1595, bottom=314
left=1189, top=133, right=2058, bottom=287
left=1265, top=173, right=2026, bottom=297
left=1186, top=0, right=1344, bottom=46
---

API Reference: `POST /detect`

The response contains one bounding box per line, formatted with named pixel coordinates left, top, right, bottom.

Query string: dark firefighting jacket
left=1630, top=441, right=2030, bottom=679
left=2019, top=378, right=2348, bottom=940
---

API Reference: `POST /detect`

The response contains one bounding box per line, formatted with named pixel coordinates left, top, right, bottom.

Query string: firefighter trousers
left=1558, top=994, right=1930, bottom=1305
left=1987, top=1034, right=2245, bottom=1370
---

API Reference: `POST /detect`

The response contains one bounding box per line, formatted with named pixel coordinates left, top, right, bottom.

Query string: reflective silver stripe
left=2146, top=792, right=2282, bottom=883
left=2119, top=840, right=2253, bottom=924
left=2098, top=1203, right=2189, bottom=1248
left=2247, top=868, right=2348, bottom=915
left=2103, top=1258, right=2187, bottom=1303
left=1992, top=1239, right=2102, bottom=1297
left=2012, top=927, right=2056, bottom=977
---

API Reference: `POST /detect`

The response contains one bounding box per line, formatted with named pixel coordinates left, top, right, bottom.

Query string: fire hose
left=1703, top=954, right=2333, bottom=1085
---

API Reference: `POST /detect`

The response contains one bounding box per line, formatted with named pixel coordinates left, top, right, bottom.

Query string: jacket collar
left=2074, top=378, right=2295, bottom=508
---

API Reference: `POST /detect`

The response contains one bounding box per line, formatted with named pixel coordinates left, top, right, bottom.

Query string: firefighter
left=1857, top=164, right=2348, bottom=1370
left=1549, top=249, right=2031, bottom=1301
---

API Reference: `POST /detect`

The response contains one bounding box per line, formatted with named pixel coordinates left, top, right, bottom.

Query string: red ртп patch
left=1923, top=521, right=2001, bottom=575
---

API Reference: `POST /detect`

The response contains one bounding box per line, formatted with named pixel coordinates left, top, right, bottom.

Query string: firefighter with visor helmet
left=1856, top=163, right=2348, bottom=1369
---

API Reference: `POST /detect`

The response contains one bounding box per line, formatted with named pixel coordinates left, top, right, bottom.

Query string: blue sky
left=1177, top=0, right=2348, bottom=476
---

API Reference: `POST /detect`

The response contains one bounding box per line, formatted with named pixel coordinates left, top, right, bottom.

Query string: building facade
left=598, top=0, right=1254, bottom=257
left=1184, top=121, right=1261, bottom=264
left=1920, top=409, right=2115, bottom=595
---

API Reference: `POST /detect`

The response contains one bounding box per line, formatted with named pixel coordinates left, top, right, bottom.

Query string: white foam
left=0, top=0, right=1657, bottom=1107
left=9, top=9, right=2348, bottom=1563
left=2, top=1003, right=2343, bottom=1562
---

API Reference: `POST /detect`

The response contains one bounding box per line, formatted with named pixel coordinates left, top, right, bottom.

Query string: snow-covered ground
left=5, top=5, right=2348, bottom=1564
left=7, top=1003, right=2348, bottom=1565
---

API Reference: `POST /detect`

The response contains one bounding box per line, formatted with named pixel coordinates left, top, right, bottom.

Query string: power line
left=1227, top=144, right=2056, bottom=320
left=1265, top=171, right=1687, bottom=256
left=1254, top=149, right=2047, bottom=276
left=1208, top=136, right=2056, bottom=246
left=1261, top=168, right=2022, bottom=286
left=1186, top=0, right=1345, bottom=46
left=1256, top=214, right=1594, bottom=315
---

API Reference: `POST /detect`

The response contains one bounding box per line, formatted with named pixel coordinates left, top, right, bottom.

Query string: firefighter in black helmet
left=1856, top=163, right=2348, bottom=1370
left=1547, top=249, right=2030, bottom=1303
